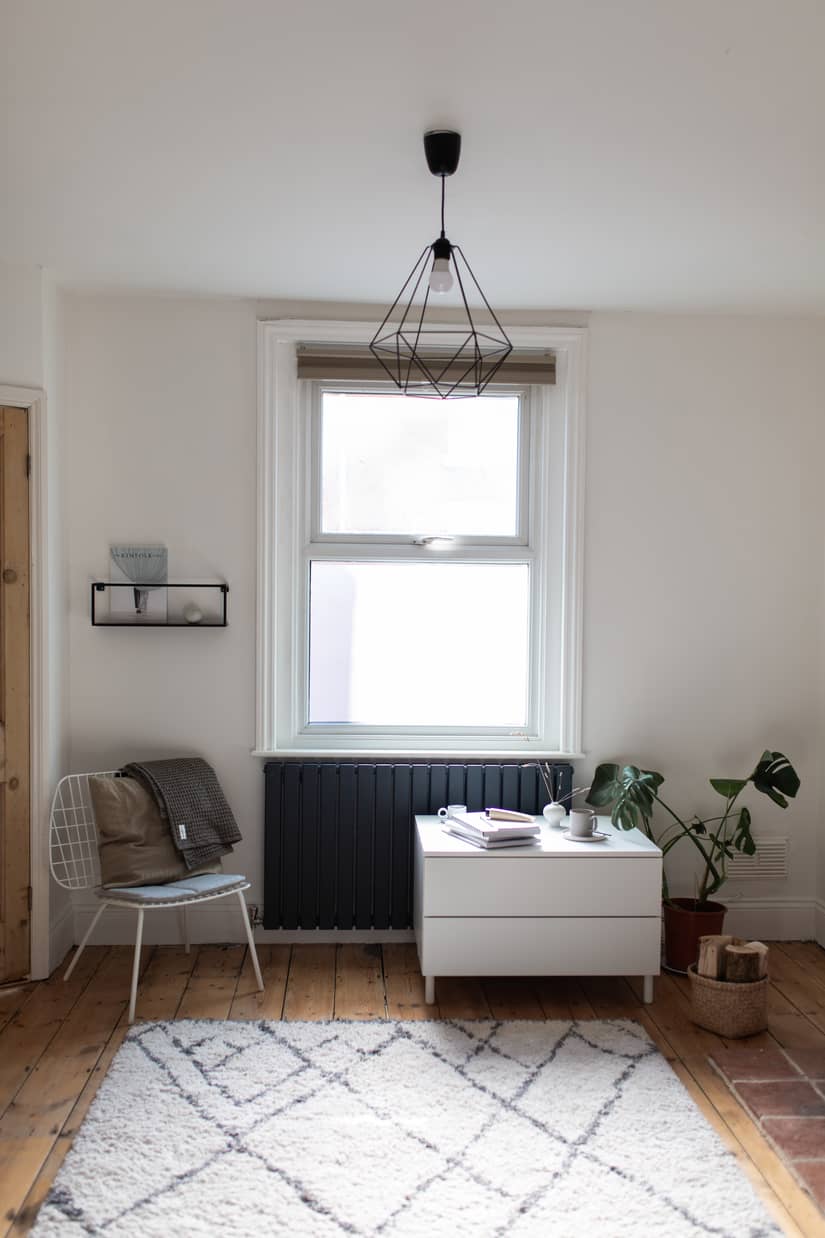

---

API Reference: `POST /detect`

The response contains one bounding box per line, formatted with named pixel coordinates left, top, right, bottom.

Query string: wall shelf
left=90, top=582, right=229, bottom=627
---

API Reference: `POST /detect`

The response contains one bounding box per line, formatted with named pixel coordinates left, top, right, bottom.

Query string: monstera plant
left=587, top=751, right=800, bottom=971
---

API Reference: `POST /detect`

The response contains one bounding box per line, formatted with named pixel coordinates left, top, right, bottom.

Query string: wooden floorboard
left=0, top=946, right=145, bottom=1227
left=383, top=943, right=435, bottom=1020
left=433, top=975, right=492, bottom=1020
left=333, top=944, right=386, bottom=1020
left=175, top=945, right=244, bottom=1021
left=7, top=1026, right=129, bottom=1236
left=533, top=976, right=596, bottom=1021
left=769, top=947, right=825, bottom=1036
left=282, top=943, right=335, bottom=1021
left=482, top=976, right=546, bottom=1020
left=0, top=985, right=36, bottom=1037
left=0, top=946, right=109, bottom=1124
left=2, top=941, right=825, bottom=1236
left=228, top=945, right=291, bottom=1021
left=129, top=945, right=197, bottom=1024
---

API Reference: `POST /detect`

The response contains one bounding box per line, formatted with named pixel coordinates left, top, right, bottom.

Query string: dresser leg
left=424, top=976, right=435, bottom=1005
left=643, top=975, right=654, bottom=1004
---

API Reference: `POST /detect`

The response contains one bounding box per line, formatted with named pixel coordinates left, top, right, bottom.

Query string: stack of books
left=442, top=808, right=541, bottom=850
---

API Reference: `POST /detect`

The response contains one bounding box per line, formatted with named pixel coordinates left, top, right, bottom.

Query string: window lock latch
left=412, top=536, right=455, bottom=548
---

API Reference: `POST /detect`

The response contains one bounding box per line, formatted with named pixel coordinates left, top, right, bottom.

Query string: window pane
left=320, top=392, right=520, bottom=536
left=308, top=562, right=529, bottom=726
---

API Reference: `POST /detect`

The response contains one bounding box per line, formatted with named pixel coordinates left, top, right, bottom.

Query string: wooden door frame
left=0, top=384, right=51, bottom=979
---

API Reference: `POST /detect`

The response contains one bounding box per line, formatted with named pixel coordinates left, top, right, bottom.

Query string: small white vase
left=542, top=802, right=567, bottom=829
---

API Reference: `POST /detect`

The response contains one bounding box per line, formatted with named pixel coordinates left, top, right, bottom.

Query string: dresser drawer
left=418, top=915, right=662, bottom=977
left=422, top=856, right=660, bottom=918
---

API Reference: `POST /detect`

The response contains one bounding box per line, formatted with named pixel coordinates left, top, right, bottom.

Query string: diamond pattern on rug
left=246, top=1081, right=445, bottom=1233
left=32, top=1019, right=781, bottom=1237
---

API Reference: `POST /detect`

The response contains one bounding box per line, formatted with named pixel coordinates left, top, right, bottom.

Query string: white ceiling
left=2, top=0, right=824, bottom=311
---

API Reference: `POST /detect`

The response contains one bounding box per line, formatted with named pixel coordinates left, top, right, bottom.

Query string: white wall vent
left=727, top=838, right=788, bottom=880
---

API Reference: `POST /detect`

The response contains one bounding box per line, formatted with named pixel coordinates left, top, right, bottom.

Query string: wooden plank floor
left=2, top=942, right=825, bottom=1236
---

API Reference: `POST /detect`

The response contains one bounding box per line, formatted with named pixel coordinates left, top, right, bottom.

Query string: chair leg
left=128, top=909, right=145, bottom=1025
left=180, top=905, right=190, bottom=954
left=238, top=891, right=264, bottom=991
left=64, top=903, right=107, bottom=981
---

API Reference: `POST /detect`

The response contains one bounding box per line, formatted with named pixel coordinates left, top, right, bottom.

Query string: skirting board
left=70, top=897, right=416, bottom=947
left=815, top=900, right=825, bottom=949
left=722, top=897, right=815, bottom=942
left=48, top=900, right=76, bottom=977
left=70, top=895, right=816, bottom=951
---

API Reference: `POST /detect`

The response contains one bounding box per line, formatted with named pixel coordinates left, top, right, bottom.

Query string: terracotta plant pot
left=663, top=897, right=727, bottom=974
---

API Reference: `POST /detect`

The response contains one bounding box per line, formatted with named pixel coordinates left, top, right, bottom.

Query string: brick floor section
left=710, top=1044, right=802, bottom=1081
left=713, top=1045, right=825, bottom=1216
left=762, top=1117, right=825, bottom=1160
left=794, top=1163, right=825, bottom=1211
left=735, top=1080, right=825, bottom=1118
left=785, top=1049, right=825, bottom=1080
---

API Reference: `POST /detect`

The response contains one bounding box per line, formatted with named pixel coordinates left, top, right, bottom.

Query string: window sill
left=251, top=748, right=584, bottom=760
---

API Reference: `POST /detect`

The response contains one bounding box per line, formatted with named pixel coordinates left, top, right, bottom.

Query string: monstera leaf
left=587, top=764, right=664, bottom=833
left=750, top=751, right=800, bottom=808
left=709, top=778, right=747, bottom=799
left=589, top=748, right=799, bottom=908
left=710, top=751, right=799, bottom=810
left=731, top=806, right=755, bottom=855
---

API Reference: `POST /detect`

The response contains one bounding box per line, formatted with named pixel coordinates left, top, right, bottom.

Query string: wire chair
left=49, top=771, right=264, bottom=1023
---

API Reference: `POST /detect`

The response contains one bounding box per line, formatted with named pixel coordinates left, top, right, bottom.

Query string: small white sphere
left=183, top=602, right=203, bottom=624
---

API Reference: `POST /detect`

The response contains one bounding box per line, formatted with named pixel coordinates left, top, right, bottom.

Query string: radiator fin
left=263, top=760, right=574, bottom=930
left=727, top=837, right=788, bottom=880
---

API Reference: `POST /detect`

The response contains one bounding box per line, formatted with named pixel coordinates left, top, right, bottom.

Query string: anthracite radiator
left=263, top=760, right=574, bottom=930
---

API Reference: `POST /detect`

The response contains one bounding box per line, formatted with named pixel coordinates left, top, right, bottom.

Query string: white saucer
left=562, top=829, right=609, bottom=843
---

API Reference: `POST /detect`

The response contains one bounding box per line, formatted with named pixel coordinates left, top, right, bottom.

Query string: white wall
left=61, top=295, right=825, bottom=943
left=0, top=262, right=44, bottom=387
left=583, top=314, right=825, bottom=938
left=41, top=277, right=72, bottom=971
left=64, top=294, right=260, bottom=940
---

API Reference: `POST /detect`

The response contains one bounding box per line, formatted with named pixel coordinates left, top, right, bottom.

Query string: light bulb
left=428, top=256, right=453, bottom=293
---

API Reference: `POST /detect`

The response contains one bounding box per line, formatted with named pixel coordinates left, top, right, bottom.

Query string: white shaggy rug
left=33, top=1019, right=779, bottom=1237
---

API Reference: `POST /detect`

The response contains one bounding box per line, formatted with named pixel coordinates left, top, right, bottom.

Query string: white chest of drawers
left=413, top=815, right=662, bottom=1005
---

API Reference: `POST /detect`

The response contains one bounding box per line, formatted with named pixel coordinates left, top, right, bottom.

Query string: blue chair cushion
left=102, top=874, right=248, bottom=904
left=179, top=874, right=247, bottom=895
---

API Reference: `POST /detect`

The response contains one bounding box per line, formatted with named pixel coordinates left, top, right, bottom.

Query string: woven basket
left=687, top=965, right=768, bottom=1038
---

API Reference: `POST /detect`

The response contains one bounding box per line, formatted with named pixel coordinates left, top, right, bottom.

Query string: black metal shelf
left=91, top=582, right=229, bottom=627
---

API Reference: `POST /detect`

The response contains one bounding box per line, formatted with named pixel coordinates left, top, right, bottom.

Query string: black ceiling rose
left=369, top=130, right=513, bottom=399
left=423, top=130, right=461, bottom=177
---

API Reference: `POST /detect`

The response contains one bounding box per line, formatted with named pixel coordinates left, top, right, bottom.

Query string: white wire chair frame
left=49, top=771, right=264, bottom=1023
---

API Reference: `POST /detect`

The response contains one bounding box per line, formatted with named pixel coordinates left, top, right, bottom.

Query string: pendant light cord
left=440, top=175, right=446, bottom=238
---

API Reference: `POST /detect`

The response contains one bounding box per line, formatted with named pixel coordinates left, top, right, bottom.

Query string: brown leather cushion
left=89, top=775, right=221, bottom=888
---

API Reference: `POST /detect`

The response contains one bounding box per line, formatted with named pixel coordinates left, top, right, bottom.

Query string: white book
left=447, top=811, right=540, bottom=841
left=443, top=824, right=540, bottom=850
left=485, top=807, right=535, bottom=823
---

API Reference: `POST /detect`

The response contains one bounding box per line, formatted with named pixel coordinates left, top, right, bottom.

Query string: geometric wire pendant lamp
left=369, top=130, right=513, bottom=398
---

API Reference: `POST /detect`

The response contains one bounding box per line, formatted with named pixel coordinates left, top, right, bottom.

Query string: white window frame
left=255, top=319, right=587, bottom=758
left=309, top=382, right=531, bottom=548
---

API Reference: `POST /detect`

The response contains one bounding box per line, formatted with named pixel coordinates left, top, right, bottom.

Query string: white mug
left=438, top=804, right=467, bottom=820
left=568, top=809, right=596, bottom=838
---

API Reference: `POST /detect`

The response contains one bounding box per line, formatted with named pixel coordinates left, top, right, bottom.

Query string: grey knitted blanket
left=122, top=757, right=242, bottom=870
